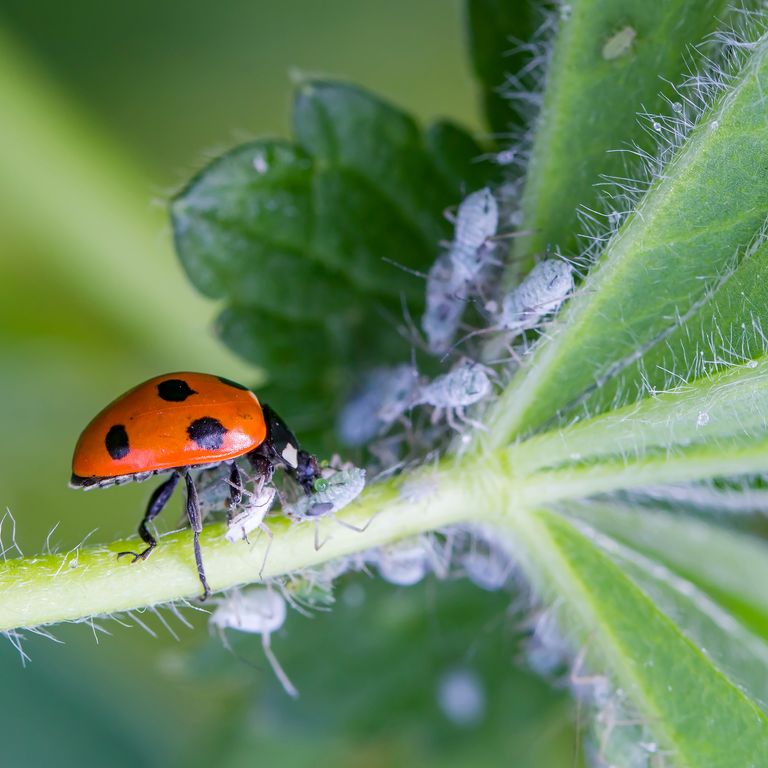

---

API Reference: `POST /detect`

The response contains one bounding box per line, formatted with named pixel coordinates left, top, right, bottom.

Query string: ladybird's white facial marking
left=282, top=443, right=298, bottom=468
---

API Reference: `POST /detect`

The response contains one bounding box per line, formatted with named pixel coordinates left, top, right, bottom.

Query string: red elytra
left=70, top=372, right=320, bottom=599
left=71, top=372, right=267, bottom=483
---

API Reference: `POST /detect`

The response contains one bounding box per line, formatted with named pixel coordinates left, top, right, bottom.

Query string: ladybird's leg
left=226, top=462, right=243, bottom=526
left=184, top=470, right=211, bottom=600
left=117, top=472, right=180, bottom=563
left=247, top=451, right=274, bottom=492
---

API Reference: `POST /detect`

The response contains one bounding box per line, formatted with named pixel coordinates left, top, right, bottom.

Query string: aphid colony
left=339, top=185, right=574, bottom=450
left=211, top=526, right=515, bottom=695
left=68, top=184, right=574, bottom=693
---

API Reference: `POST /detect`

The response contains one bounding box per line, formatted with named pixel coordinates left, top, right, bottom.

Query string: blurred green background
left=0, top=2, right=581, bottom=765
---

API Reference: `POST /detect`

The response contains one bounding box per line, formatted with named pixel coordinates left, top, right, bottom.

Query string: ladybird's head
left=295, top=450, right=321, bottom=495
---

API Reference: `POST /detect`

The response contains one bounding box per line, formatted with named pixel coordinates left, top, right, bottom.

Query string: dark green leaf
left=464, top=0, right=538, bottom=134
left=512, top=0, right=732, bottom=265
left=172, top=80, right=496, bottom=438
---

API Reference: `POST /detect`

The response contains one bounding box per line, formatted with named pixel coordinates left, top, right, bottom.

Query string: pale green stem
left=1, top=432, right=761, bottom=632
left=0, top=464, right=496, bottom=632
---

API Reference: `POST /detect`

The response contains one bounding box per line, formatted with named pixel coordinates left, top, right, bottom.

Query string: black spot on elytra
left=187, top=417, right=227, bottom=450
left=217, top=376, right=248, bottom=391
left=157, top=378, right=197, bottom=402
left=105, top=424, right=130, bottom=460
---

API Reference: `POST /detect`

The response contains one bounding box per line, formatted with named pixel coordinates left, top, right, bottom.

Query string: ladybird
left=70, top=372, right=321, bottom=598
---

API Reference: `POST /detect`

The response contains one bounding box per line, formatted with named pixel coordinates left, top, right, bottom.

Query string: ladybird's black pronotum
left=70, top=372, right=321, bottom=598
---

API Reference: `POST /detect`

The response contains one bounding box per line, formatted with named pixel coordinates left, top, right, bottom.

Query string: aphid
left=422, top=253, right=466, bottom=356
left=210, top=587, right=298, bottom=697
left=284, top=466, right=367, bottom=550
left=448, top=187, right=499, bottom=286
left=493, top=259, right=574, bottom=334
left=224, top=483, right=277, bottom=543
left=373, top=539, right=433, bottom=585
left=337, top=365, right=419, bottom=446
left=461, top=543, right=513, bottom=591
left=411, top=359, right=493, bottom=431
left=422, top=188, right=499, bottom=355
left=70, top=372, right=321, bottom=598
left=372, top=534, right=448, bottom=586
left=437, top=668, right=486, bottom=726
left=284, top=467, right=366, bottom=520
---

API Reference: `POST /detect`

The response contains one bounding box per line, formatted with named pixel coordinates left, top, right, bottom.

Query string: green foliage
left=7, top=1, right=768, bottom=766
left=489, top=23, right=768, bottom=441
left=172, top=80, right=493, bottom=441
left=568, top=502, right=768, bottom=638
left=509, top=0, right=733, bottom=266
left=507, top=509, right=768, bottom=767
left=464, top=0, right=538, bottom=134
left=185, top=579, right=582, bottom=768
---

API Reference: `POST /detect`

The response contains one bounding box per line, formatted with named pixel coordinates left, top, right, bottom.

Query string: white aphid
left=372, top=535, right=448, bottom=586
left=225, top=484, right=276, bottom=543
left=423, top=188, right=499, bottom=354
left=496, top=259, right=573, bottom=333
left=374, top=540, right=432, bottom=585
left=284, top=467, right=366, bottom=520
left=337, top=365, right=419, bottom=445
left=525, top=610, right=571, bottom=678
left=211, top=587, right=298, bottom=697
left=415, top=359, right=492, bottom=409
left=449, top=187, right=499, bottom=285
left=423, top=253, right=466, bottom=356
left=461, top=544, right=513, bottom=591
left=211, top=587, right=287, bottom=635
left=412, top=359, right=493, bottom=431
left=437, top=668, right=486, bottom=726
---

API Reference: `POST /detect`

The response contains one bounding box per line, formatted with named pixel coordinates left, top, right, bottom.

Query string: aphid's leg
left=117, top=472, right=180, bottom=563
left=227, top=462, right=243, bottom=526
left=184, top=471, right=211, bottom=600
left=445, top=408, right=462, bottom=433
left=487, top=229, right=536, bottom=243
left=456, top=407, right=487, bottom=432
left=257, top=523, right=274, bottom=580
left=312, top=519, right=334, bottom=551
left=333, top=509, right=380, bottom=535
left=262, top=632, right=299, bottom=698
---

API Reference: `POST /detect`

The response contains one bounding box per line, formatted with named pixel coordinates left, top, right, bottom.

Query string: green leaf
left=505, top=509, right=768, bottom=766
left=186, top=580, right=582, bottom=768
left=512, top=0, right=732, bottom=265
left=425, top=119, right=500, bottom=191
left=567, top=501, right=768, bottom=639
left=464, top=0, right=538, bottom=134
left=489, top=30, right=768, bottom=444
left=172, top=80, right=492, bottom=437
left=505, top=356, right=768, bottom=504
left=587, top=231, right=768, bottom=411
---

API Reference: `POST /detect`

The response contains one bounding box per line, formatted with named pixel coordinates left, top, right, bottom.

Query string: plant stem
left=3, top=409, right=766, bottom=633
left=0, top=464, right=494, bottom=632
